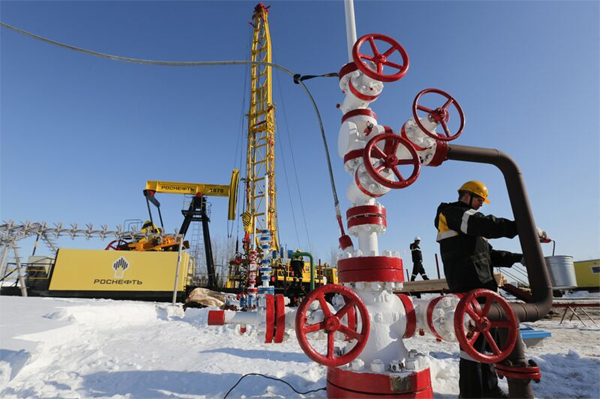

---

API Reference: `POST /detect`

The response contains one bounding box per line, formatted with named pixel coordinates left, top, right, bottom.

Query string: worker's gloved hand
left=537, top=227, right=551, bottom=243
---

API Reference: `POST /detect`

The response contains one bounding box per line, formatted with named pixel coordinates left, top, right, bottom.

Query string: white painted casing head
left=338, top=284, right=428, bottom=372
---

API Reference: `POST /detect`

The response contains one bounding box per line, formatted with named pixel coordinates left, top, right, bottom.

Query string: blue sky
left=1, top=1, right=599, bottom=277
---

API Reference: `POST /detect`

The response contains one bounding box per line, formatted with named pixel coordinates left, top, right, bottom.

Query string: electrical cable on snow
left=0, top=20, right=345, bottom=245
left=223, top=373, right=326, bottom=398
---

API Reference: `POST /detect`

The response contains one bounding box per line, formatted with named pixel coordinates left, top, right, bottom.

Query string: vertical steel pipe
left=172, top=235, right=184, bottom=305
left=343, top=0, right=357, bottom=62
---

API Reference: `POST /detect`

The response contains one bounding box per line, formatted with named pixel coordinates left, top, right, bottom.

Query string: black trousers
left=410, top=261, right=429, bottom=280
left=459, top=331, right=500, bottom=398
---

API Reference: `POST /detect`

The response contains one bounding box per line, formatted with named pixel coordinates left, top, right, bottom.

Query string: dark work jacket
left=410, top=242, right=423, bottom=263
left=434, top=201, right=522, bottom=293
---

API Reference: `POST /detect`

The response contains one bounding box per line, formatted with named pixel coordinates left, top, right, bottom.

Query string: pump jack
left=109, top=170, right=239, bottom=289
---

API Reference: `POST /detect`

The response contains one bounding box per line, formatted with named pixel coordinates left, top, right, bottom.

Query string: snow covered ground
left=1, top=295, right=599, bottom=398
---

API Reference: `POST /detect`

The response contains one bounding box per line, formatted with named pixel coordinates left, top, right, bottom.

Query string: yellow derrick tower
left=243, top=3, right=279, bottom=252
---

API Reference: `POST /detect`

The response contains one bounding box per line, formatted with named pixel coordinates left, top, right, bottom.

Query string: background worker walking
left=409, top=236, right=429, bottom=281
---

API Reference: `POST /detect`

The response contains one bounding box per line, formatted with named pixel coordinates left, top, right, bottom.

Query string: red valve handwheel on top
left=295, top=284, right=370, bottom=367
left=352, top=33, right=410, bottom=82
left=412, top=88, right=465, bottom=142
left=363, top=133, right=421, bottom=189
left=454, top=288, right=518, bottom=364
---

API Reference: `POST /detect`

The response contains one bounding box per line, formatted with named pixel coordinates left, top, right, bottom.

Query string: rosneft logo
left=113, top=257, right=129, bottom=278
left=93, top=256, right=142, bottom=286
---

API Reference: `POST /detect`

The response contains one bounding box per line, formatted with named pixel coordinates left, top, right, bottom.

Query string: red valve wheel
left=295, top=284, right=370, bottom=367
left=363, top=133, right=421, bottom=189
left=352, top=34, right=409, bottom=82
left=105, top=239, right=128, bottom=250
left=412, top=88, right=465, bottom=142
left=454, top=288, right=518, bottom=364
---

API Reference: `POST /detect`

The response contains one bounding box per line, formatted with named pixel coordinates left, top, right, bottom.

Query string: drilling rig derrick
left=244, top=2, right=278, bottom=253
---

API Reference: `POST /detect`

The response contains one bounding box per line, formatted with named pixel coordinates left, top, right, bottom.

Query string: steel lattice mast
left=243, top=3, right=278, bottom=251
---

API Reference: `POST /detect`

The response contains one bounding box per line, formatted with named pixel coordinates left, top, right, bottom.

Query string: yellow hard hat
left=458, top=181, right=490, bottom=203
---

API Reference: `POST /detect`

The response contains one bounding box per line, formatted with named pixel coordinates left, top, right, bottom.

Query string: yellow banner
left=49, top=249, right=190, bottom=292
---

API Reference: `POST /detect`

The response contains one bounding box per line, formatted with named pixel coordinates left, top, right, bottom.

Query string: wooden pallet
left=396, top=273, right=506, bottom=294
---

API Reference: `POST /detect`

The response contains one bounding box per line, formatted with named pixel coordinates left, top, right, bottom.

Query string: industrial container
left=544, top=255, right=577, bottom=289
left=573, top=259, right=600, bottom=290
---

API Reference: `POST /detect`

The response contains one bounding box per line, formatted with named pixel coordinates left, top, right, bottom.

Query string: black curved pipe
left=446, top=144, right=553, bottom=321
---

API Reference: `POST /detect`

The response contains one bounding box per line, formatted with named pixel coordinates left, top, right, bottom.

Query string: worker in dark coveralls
left=434, top=181, right=548, bottom=399
left=409, top=236, right=429, bottom=281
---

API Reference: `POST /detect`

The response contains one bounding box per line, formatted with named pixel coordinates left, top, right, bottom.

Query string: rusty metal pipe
left=446, top=144, right=553, bottom=322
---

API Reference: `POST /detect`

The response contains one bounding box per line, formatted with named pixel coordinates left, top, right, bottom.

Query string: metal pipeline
left=446, top=144, right=553, bottom=322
